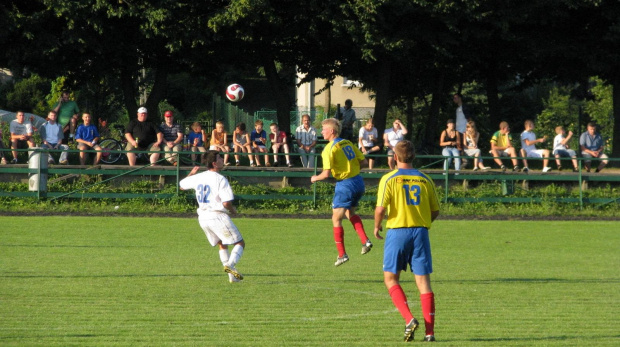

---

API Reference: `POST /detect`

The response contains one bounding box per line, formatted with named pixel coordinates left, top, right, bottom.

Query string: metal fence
left=1, top=148, right=619, bottom=210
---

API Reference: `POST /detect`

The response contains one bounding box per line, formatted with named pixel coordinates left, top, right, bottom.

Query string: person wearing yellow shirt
left=311, top=118, right=372, bottom=266
left=374, top=140, right=440, bottom=342
left=489, top=121, right=520, bottom=171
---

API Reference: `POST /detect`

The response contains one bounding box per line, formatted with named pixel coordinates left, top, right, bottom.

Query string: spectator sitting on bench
left=232, top=122, right=254, bottom=166
left=463, top=121, right=490, bottom=171
left=552, top=126, right=578, bottom=172
left=295, top=114, right=317, bottom=168
left=250, top=119, right=269, bottom=167
left=9, top=111, right=35, bottom=164
left=439, top=119, right=461, bottom=172
left=520, top=119, right=552, bottom=173
left=75, top=112, right=102, bottom=166
left=188, top=122, right=207, bottom=163
left=210, top=121, right=230, bottom=166
left=358, top=118, right=381, bottom=170
left=579, top=122, right=608, bottom=173
left=269, top=122, right=293, bottom=167
left=490, top=121, right=520, bottom=172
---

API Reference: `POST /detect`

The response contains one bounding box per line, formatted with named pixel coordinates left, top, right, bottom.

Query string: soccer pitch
left=1, top=217, right=618, bottom=346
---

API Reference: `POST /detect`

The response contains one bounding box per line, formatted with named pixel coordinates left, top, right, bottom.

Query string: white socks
left=228, top=245, right=244, bottom=267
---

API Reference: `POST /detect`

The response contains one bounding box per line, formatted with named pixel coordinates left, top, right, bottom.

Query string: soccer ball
left=226, top=84, right=245, bottom=102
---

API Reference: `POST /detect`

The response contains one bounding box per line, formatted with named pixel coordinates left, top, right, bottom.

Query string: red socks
left=349, top=215, right=369, bottom=243
left=333, top=226, right=345, bottom=257
left=420, top=292, right=435, bottom=336
left=389, top=286, right=435, bottom=336
left=388, top=285, right=414, bottom=322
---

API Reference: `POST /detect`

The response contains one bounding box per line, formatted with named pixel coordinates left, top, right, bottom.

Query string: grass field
left=1, top=217, right=618, bottom=346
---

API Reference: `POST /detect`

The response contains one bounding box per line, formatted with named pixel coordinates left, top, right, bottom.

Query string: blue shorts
left=383, top=227, right=433, bottom=275
left=332, top=175, right=365, bottom=209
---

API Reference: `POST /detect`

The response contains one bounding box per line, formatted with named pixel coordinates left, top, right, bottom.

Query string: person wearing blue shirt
left=75, top=113, right=102, bottom=165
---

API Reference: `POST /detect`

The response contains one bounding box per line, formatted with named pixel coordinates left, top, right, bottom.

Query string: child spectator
left=75, top=112, right=102, bottom=165
left=232, top=122, right=253, bottom=166
left=250, top=120, right=269, bottom=167
left=209, top=121, right=230, bottom=166
left=463, top=121, right=490, bottom=171
left=187, top=122, right=207, bottom=163
left=269, top=123, right=293, bottom=167
left=358, top=118, right=381, bottom=169
left=520, top=119, right=552, bottom=173
left=552, top=126, right=579, bottom=172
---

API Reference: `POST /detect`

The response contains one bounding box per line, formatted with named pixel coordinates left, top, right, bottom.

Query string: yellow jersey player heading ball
left=311, top=118, right=373, bottom=266
left=374, top=140, right=440, bottom=342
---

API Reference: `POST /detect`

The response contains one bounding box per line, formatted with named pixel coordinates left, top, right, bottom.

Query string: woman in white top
left=463, top=121, right=490, bottom=171
left=358, top=118, right=381, bottom=169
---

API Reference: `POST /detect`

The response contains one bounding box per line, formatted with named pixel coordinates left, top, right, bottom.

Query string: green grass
left=1, top=217, right=618, bottom=346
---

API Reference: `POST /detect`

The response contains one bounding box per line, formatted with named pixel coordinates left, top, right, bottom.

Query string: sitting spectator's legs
left=191, top=146, right=206, bottom=163
left=163, top=143, right=181, bottom=164
left=442, top=147, right=461, bottom=171
left=77, top=143, right=102, bottom=165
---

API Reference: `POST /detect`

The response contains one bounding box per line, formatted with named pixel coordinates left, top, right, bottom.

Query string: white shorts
left=491, top=150, right=511, bottom=157
left=525, top=149, right=546, bottom=158
left=198, top=213, right=243, bottom=246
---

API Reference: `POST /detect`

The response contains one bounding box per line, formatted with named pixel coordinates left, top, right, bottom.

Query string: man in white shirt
left=383, top=119, right=408, bottom=170
left=9, top=111, right=35, bottom=164
left=179, top=150, right=246, bottom=283
left=520, top=120, right=552, bottom=173
left=295, top=114, right=317, bottom=168
left=40, top=111, right=70, bottom=164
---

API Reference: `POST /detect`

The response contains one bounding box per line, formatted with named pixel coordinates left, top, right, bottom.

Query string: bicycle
left=99, top=125, right=195, bottom=165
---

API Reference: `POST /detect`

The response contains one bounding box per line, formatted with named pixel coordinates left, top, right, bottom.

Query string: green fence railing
left=1, top=148, right=619, bottom=210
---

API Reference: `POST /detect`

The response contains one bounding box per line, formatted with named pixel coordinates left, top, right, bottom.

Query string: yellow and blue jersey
left=376, top=168, right=440, bottom=229
left=490, top=130, right=513, bottom=148
left=321, top=138, right=365, bottom=180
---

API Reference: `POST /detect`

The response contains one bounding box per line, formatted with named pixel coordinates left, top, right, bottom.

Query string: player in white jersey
left=180, top=150, right=245, bottom=283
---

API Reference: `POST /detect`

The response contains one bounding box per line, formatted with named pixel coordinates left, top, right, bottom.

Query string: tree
left=1, top=0, right=226, bottom=121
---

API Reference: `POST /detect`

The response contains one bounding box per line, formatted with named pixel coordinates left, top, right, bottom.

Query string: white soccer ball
left=226, top=84, right=245, bottom=102
left=114, top=206, right=120, bottom=210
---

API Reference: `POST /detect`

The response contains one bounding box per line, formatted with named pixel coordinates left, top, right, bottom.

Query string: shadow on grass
left=465, top=334, right=620, bottom=342
left=0, top=273, right=303, bottom=279
left=436, top=277, right=620, bottom=284
left=1, top=244, right=150, bottom=248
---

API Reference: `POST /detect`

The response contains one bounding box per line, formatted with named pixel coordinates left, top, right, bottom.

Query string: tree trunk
left=373, top=61, right=391, bottom=140
left=121, top=66, right=138, bottom=120
left=423, top=70, right=445, bottom=153
left=485, top=63, right=501, bottom=127
left=611, top=77, right=620, bottom=164
left=325, top=81, right=331, bottom=118
left=263, top=58, right=293, bottom=134
left=144, top=59, right=169, bottom=120
left=405, top=96, right=415, bottom=144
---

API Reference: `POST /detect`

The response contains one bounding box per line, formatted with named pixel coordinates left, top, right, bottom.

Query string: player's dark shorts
left=383, top=227, right=433, bottom=275
left=332, top=175, right=364, bottom=209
